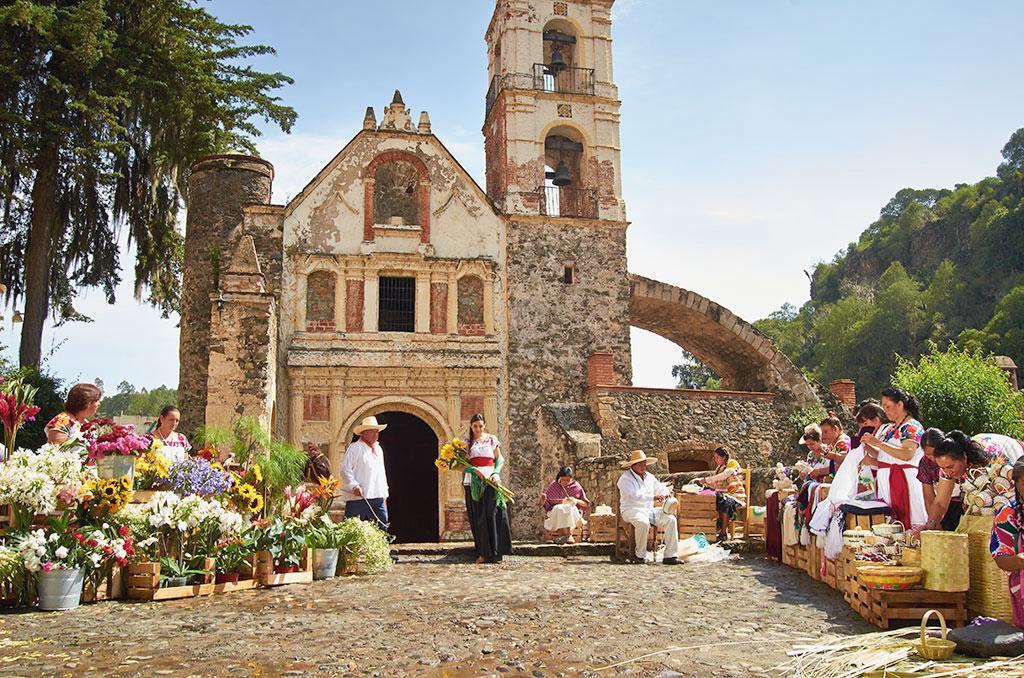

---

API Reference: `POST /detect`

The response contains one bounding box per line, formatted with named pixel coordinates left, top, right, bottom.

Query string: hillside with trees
left=753, top=127, right=1024, bottom=398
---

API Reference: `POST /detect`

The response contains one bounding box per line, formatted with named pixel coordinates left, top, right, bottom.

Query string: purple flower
left=167, top=457, right=234, bottom=497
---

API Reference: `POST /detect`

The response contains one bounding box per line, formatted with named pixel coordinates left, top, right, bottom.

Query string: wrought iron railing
left=532, top=63, right=595, bottom=96
left=538, top=185, right=599, bottom=219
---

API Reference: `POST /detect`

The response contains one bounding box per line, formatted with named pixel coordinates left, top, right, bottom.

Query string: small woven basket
left=916, top=609, right=956, bottom=660
left=920, top=530, right=970, bottom=592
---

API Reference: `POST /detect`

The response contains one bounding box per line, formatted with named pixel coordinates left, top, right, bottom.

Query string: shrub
left=892, top=343, right=1024, bottom=437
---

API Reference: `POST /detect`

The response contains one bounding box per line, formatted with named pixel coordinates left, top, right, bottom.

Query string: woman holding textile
left=699, top=446, right=746, bottom=542
left=991, top=460, right=1024, bottom=628
left=861, top=387, right=927, bottom=528
left=923, top=430, right=1018, bottom=531
left=541, top=467, right=590, bottom=543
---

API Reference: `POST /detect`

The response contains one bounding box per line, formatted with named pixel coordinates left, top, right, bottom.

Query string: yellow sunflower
left=119, top=475, right=132, bottom=490
left=251, top=464, right=263, bottom=485
left=248, top=495, right=264, bottom=514
left=102, top=483, right=117, bottom=499
left=434, top=458, right=447, bottom=470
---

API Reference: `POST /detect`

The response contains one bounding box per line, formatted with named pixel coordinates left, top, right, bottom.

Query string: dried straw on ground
left=776, top=627, right=1024, bottom=677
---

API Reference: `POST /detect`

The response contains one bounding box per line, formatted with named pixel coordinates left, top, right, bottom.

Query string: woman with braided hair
left=990, top=461, right=1024, bottom=628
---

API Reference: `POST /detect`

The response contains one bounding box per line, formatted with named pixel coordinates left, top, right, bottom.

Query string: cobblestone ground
left=0, top=555, right=871, bottom=677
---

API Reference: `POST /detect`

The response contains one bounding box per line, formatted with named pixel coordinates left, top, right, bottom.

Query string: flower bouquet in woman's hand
left=434, top=438, right=515, bottom=504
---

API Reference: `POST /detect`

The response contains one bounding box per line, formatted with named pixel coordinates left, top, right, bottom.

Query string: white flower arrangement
left=0, top=446, right=87, bottom=519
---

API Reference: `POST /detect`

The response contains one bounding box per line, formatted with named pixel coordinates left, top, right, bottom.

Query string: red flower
left=119, top=525, right=131, bottom=537
left=86, top=539, right=99, bottom=548
left=72, top=532, right=84, bottom=542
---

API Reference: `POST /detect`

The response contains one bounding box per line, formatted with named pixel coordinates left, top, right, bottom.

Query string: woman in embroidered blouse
left=463, top=413, right=512, bottom=564
left=923, top=430, right=1011, bottom=531
left=820, top=413, right=851, bottom=472
left=799, top=425, right=832, bottom=482
left=45, top=383, right=102, bottom=445
left=149, top=405, right=192, bottom=464
left=860, top=387, right=927, bottom=528
left=990, top=460, right=1024, bottom=628
left=699, top=447, right=747, bottom=542
left=541, top=467, right=590, bottom=543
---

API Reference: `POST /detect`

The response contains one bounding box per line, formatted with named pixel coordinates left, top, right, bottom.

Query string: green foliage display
left=753, top=127, right=1024, bottom=399
left=0, top=0, right=296, bottom=367
left=891, top=343, right=1024, bottom=438
left=196, top=416, right=305, bottom=515
left=336, top=518, right=393, bottom=575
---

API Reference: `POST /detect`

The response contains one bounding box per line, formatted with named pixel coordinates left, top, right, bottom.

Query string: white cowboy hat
left=620, top=449, right=657, bottom=468
left=353, top=416, right=388, bottom=435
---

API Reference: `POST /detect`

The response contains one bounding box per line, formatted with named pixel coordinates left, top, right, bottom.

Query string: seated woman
left=924, top=430, right=1016, bottom=531
left=861, top=387, right=927, bottom=528
left=991, top=460, right=1024, bottom=628
left=800, top=424, right=832, bottom=482
left=149, top=405, right=192, bottom=464
left=820, top=412, right=852, bottom=472
left=541, top=467, right=589, bottom=543
left=45, top=383, right=102, bottom=446
left=698, top=446, right=746, bottom=542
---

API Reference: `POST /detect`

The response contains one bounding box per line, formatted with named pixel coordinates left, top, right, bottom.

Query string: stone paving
left=0, top=555, right=872, bottom=677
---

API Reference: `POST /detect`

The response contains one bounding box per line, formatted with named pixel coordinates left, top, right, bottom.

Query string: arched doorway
left=353, top=411, right=439, bottom=543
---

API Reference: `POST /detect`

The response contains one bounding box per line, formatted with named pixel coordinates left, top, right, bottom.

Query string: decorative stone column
left=179, top=154, right=273, bottom=434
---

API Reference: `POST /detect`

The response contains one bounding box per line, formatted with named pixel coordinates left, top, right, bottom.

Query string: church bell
left=549, top=45, right=568, bottom=72
left=551, top=160, right=572, bottom=187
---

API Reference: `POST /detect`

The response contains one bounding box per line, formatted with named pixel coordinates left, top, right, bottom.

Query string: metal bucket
left=37, top=568, right=84, bottom=611
left=95, top=455, right=136, bottom=482
left=312, top=548, right=339, bottom=580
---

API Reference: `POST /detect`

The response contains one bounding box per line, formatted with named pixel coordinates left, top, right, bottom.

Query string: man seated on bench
left=617, top=450, right=680, bottom=564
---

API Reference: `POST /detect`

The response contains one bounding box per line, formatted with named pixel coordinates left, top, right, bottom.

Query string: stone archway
left=662, top=439, right=722, bottom=474
left=336, top=397, right=453, bottom=543
left=629, top=274, right=820, bottom=406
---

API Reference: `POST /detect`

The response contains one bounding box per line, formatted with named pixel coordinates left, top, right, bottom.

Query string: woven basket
left=916, top=609, right=956, bottom=660
left=859, top=565, right=923, bottom=591
left=956, top=514, right=1013, bottom=622
left=920, top=530, right=970, bottom=592
left=900, top=546, right=921, bottom=567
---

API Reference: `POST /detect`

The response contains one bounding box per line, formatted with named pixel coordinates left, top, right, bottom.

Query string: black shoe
left=663, top=557, right=680, bottom=565
left=625, top=554, right=644, bottom=564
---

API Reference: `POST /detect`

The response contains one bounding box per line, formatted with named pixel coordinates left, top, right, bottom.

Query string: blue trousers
left=345, top=498, right=389, bottom=531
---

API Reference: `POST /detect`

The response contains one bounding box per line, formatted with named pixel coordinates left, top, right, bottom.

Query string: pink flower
left=42, top=562, right=54, bottom=573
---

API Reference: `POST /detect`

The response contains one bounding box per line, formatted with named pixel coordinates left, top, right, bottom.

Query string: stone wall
left=504, top=218, right=631, bottom=536
left=179, top=155, right=273, bottom=435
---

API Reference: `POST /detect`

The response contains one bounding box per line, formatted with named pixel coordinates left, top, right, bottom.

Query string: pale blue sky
left=3, top=0, right=1023, bottom=392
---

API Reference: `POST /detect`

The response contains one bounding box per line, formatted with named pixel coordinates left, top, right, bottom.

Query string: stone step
left=392, top=536, right=765, bottom=558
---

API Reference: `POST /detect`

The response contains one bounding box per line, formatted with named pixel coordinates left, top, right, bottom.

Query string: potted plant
left=157, top=556, right=209, bottom=588
left=85, top=419, right=150, bottom=480
left=266, top=517, right=307, bottom=573
left=133, top=447, right=172, bottom=501
left=335, top=517, right=394, bottom=576
left=306, top=515, right=343, bottom=580
left=0, top=375, right=41, bottom=457
left=213, top=532, right=256, bottom=584
left=14, top=516, right=113, bottom=611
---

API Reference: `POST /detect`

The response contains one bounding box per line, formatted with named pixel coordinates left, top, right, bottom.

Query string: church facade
left=178, top=0, right=825, bottom=542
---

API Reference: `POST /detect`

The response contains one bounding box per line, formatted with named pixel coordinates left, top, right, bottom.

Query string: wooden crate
left=822, top=557, right=838, bottom=589
left=675, top=493, right=717, bottom=538
left=793, top=544, right=809, bottom=571
left=843, top=512, right=889, bottom=531
left=82, top=565, right=125, bottom=603
left=256, top=548, right=313, bottom=587
left=805, top=544, right=822, bottom=581
left=848, top=580, right=967, bottom=629
left=127, top=562, right=213, bottom=601
left=782, top=543, right=797, bottom=568
left=587, top=513, right=616, bottom=543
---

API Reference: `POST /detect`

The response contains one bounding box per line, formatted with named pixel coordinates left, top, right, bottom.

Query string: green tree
left=0, top=0, right=296, bottom=368
left=892, top=343, right=1024, bottom=438
left=671, top=349, right=721, bottom=390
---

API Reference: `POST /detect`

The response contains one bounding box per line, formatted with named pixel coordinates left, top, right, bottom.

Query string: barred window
left=378, top=276, right=416, bottom=332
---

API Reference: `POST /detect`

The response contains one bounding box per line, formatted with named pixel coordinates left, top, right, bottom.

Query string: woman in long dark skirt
left=463, top=413, right=512, bottom=563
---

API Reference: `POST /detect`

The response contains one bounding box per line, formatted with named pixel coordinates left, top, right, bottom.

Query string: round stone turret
left=178, top=154, right=274, bottom=434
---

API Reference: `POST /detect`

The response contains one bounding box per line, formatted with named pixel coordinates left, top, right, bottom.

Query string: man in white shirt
left=340, top=416, right=390, bottom=531
left=617, top=450, right=679, bottom=564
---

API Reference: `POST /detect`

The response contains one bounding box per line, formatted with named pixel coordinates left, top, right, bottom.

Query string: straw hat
left=353, top=416, right=388, bottom=435
left=620, top=449, right=657, bottom=468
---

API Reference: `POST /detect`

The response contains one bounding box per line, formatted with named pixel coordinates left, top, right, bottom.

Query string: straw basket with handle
left=916, top=609, right=957, bottom=660
left=920, top=530, right=970, bottom=592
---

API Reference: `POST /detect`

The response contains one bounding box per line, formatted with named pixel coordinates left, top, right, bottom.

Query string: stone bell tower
left=484, top=0, right=632, bottom=534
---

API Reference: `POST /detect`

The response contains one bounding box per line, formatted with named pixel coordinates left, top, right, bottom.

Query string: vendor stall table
left=675, top=492, right=717, bottom=539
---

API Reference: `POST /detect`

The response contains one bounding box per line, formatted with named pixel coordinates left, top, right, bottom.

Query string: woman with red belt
left=463, top=413, right=512, bottom=564
left=861, top=387, right=927, bottom=528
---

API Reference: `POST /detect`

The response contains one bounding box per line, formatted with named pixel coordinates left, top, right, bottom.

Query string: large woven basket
left=957, top=514, right=1013, bottom=622
left=920, top=530, right=970, bottom=592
